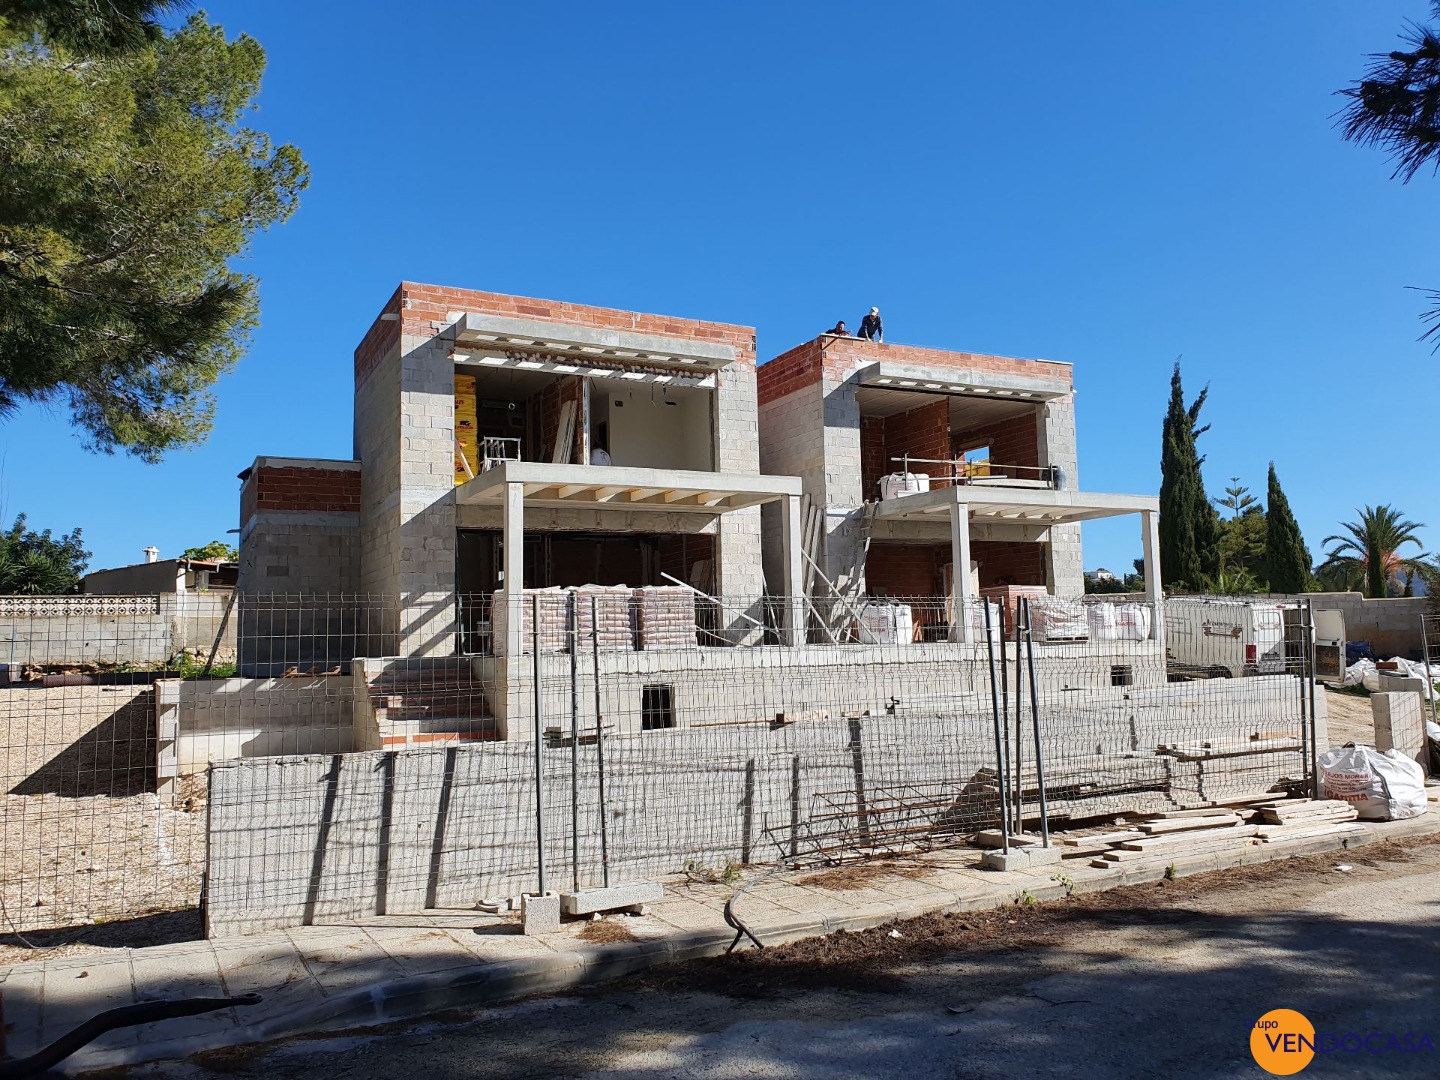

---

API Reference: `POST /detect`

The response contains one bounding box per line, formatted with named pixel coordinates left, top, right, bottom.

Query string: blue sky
left=4, top=2, right=1437, bottom=577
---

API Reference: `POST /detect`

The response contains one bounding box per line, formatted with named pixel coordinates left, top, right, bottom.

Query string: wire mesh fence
left=1, top=590, right=1318, bottom=942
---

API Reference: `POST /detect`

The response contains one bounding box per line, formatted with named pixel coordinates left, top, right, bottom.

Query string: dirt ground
left=1324, top=687, right=1376, bottom=748
left=0, top=686, right=205, bottom=944
left=120, top=832, right=1440, bottom=1080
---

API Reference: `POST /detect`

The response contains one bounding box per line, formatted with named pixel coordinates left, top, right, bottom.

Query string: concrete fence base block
left=979, top=846, right=1063, bottom=871
left=974, top=830, right=1044, bottom=850
left=560, top=882, right=664, bottom=916
left=522, top=892, right=560, bottom=935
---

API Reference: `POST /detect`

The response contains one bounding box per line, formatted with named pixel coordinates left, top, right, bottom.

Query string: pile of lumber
left=1251, top=798, right=1362, bottom=842
left=1062, top=797, right=1362, bottom=871
left=1073, top=806, right=1258, bottom=869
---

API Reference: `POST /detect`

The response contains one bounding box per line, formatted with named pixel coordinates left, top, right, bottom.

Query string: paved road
left=129, top=843, right=1440, bottom=1080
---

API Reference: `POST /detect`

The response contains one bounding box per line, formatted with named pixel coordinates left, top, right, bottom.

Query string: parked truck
left=1165, top=597, right=1288, bottom=679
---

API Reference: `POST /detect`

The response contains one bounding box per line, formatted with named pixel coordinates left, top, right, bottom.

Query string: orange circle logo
left=1252, top=1009, right=1316, bottom=1075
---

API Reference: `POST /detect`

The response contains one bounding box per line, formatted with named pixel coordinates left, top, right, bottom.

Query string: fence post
left=591, top=596, right=610, bottom=889
left=531, top=594, right=547, bottom=897
left=1022, top=598, right=1051, bottom=847
left=1306, top=600, right=1319, bottom=800
left=1013, top=600, right=1024, bottom=836
left=569, top=590, right=580, bottom=893
left=847, top=717, right=870, bottom=845
left=983, top=600, right=1011, bottom=854
left=1422, top=615, right=1438, bottom=728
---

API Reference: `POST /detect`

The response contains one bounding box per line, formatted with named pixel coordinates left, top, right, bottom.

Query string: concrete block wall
left=1371, top=690, right=1427, bottom=767
left=0, top=594, right=234, bottom=667
left=1038, top=394, right=1083, bottom=595
left=155, top=676, right=362, bottom=802
left=206, top=662, right=1308, bottom=937
left=237, top=459, right=362, bottom=597
left=1291, top=593, right=1430, bottom=659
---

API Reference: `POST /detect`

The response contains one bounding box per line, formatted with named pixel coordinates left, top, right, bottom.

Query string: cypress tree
left=1264, top=463, right=1311, bottom=593
left=1158, top=363, right=1216, bottom=591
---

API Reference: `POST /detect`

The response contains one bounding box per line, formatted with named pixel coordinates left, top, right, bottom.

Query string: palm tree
left=1320, top=505, right=1428, bottom=598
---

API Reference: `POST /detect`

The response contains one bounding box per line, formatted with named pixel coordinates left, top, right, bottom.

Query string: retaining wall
left=155, top=676, right=364, bottom=802
left=205, top=674, right=1315, bottom=937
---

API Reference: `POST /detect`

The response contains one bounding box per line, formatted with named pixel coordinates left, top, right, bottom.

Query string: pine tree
left=1158, top=362, right=1217, bottom=591
left=1264, top=463, right=1311, bottom=593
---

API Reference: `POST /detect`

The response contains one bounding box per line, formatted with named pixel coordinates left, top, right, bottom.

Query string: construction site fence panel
left=0, top=593, right=1318, bottom=941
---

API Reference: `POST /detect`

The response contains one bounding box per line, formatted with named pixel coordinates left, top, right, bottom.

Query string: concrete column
left=503, top=482, right=525, bottom=658
left=950, top=499, right=973, bottom=644
left=1141, top=509, right=1162, bottom=640
left=781, top=493, right=805, bottom=646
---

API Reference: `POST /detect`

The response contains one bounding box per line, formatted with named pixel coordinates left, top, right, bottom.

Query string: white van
left=1165, top=598, right=1288, bottom=678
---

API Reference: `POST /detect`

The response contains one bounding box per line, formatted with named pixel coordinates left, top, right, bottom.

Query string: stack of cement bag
left=572, top=584, right=635, bottom=651
left=1029, top=596, right=1089, bottom=641
left=491, top=587, right=569, bottom=655
left=635, top=586, right=697, bottom=649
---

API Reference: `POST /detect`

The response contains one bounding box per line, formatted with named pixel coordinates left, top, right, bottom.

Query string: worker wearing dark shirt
left=827, top=320, right=848, bottom=336
left=858, top=307, right=882, bottom=342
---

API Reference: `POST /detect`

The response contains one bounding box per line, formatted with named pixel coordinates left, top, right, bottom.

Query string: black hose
left=0, top=994, right=261, bottom=1079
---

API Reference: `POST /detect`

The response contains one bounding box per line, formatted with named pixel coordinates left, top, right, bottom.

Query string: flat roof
left=873, top=484, right=1158, bottom=525
left=457, top=461, right=801, bottom=513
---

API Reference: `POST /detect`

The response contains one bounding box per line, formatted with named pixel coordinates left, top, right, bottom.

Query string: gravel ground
left=0, top=686, right=205, bottom=944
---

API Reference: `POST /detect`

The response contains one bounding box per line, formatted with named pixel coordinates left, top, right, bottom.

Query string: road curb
left=65, top=813, right=1440, bottom=1075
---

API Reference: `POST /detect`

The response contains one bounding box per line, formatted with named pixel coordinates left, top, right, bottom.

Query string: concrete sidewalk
left=3, top=813, right=1437, bottom=1076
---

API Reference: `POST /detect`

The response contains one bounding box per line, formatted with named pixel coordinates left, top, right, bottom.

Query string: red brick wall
left=531, top=376, right=585, bottom=463
left=815, top=336, right=1073, bottom=389
left=757, top=334, right=1073, bottom=408
left=972, top=541, right=1046, bottom=587
left=952, top=410, right=1040, bottom=470
left=883, top=400, right=951, bottom=478
left=657, top=534, right=715, bottom=592
left=354, top=286, right=403, bottom=387
left=757, top=340, right=823, bottom=406
left=242, top=465, right=362, bottom=524
left=358, top=283, right=757, bottom=390
left=865, top=543, right=947, bottom=597
left=866, top=540, right=1045, bottom=594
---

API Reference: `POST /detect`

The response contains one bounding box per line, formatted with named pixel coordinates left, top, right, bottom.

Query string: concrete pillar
left=1141, top=509, right=1162, bottom=640
left=781, top=493, right=805, bottom=646
left=950, top=499, right=973, bottom=644
left=502, top=481, right=525, bottom=658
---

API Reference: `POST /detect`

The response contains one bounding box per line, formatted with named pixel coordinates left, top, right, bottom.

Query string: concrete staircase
left=363, top=659, right=499, bottom=748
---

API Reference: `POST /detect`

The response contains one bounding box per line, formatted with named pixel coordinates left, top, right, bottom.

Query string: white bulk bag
left=879, top=472, right=931, bottom=501
left=1319, top=746, right=1428, bottom=821
left=1086, top=602, right=1151, bottom=642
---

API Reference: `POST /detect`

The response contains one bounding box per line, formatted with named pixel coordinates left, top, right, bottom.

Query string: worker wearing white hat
left=858, top=306, right=883, bottom=342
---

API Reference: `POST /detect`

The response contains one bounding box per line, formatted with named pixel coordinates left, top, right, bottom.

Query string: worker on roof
left=827, top=320, right=848, bottom=336
left=858, top=307, right=883, bottom=342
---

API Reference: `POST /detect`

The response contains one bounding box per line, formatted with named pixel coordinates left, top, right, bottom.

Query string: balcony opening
left=856, top=386, right=1046, bottom=500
